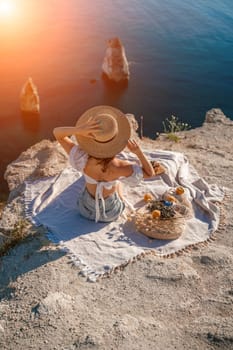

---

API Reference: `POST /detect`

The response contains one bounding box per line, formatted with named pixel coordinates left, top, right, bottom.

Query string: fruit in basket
left=175, top=186, right=185, bottom=195
left=144, top=193, right=154, bottom=202
left=152, top=210, right=161, bottom=219
left=164, top=195, right=177, bottom=203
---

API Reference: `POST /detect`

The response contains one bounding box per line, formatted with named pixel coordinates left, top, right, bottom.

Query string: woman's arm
left=53, top=127, right=78, bottom=155
left=110, top=139, right=154, bottom=179
left=53, top=118, right=100, bottom=155
left=127, top=139, right=154, bottom=178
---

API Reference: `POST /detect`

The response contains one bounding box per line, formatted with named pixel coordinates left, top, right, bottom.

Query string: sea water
left=0, top=0, right=233, bottom=191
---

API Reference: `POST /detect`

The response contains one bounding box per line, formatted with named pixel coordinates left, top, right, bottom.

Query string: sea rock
left=102, top=37, right=130, bottom=83
left=20, top=77, right=40, bottom=114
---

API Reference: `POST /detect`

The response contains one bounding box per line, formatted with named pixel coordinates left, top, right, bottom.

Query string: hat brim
left=75, top=105, right=131, bottom=158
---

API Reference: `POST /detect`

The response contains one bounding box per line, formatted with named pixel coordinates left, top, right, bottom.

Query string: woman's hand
left=75, top=117, right=100, bottom=138
left=127, top=139, right=142, bottom=155
left=53, top=117, right=101, bottom=155
left=127, top=139, right=154, bottom=178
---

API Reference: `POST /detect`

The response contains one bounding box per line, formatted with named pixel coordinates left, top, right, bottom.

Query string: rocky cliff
left=0, top=109, right=233, bottom=350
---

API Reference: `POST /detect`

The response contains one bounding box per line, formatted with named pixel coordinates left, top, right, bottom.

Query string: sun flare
left=0, top=0, right=15, bottom=17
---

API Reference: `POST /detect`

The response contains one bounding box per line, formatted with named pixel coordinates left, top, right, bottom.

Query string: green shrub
left=156, top=115, right=191, bottom=142
left=163, top=115, right=191, bottom=134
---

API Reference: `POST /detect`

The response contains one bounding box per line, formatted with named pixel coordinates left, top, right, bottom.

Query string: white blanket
left=24, top=150, right=224, bottom=281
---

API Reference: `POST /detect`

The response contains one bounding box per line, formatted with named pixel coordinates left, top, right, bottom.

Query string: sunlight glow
left=0, top=0, right=15, bottom=17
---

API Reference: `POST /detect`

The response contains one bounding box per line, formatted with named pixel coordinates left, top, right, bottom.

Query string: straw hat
left=75, top=105, right=131, bottom=158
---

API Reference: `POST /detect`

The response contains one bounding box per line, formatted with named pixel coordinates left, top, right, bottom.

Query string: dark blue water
left=0, top=0, right=233, bottom=192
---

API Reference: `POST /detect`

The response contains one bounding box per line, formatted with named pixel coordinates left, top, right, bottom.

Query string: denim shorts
left=77, top=188, right=125, bottom=222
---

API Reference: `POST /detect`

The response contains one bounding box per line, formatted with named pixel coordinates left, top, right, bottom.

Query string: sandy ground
left=0, top=109, right=233, bottom=350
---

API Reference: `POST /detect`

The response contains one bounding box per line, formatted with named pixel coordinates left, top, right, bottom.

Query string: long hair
left=89, top=156, right=114, bottom=173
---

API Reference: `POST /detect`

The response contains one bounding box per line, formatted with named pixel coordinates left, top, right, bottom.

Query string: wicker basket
left=132, top=200, right=192, bottom=240
left=131, top=187, right=194, bottom=240
left=134, top=211, right=186, bottom=240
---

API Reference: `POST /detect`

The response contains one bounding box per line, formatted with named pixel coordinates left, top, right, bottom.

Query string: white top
left=69, top=145, right=143, bottom=221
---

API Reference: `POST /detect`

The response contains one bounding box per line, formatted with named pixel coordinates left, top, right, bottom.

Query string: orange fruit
left=144, top=193, right=153, bottom=202
left=175, top=186, right=185, bottom=195
left=152, top=210, right=161, bottom=219
left=164, top=195, right=177, bottom=203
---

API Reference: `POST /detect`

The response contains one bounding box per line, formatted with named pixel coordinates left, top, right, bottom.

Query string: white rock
left=20, top=77, right=40, bottom=113
left=4, top=140, right=67, bottom=191
left=102, top=37, right=130, bottom=83
left=39, top=292, right=74, bottom=314
left=205, top=108, right=229, bottom=123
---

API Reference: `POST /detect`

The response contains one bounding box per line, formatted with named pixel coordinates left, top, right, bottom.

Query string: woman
left=53, top=105, right=154, bottom=222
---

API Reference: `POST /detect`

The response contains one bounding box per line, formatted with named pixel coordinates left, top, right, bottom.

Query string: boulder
left=20, top=77, right=40, bottom=114
left=4, top=140, right=68, bottom=192
left=102, top=37, right=130, bottom=83
left=205, top=108, right=231, bottom=124
left=126, top=113, right=139, bottom=139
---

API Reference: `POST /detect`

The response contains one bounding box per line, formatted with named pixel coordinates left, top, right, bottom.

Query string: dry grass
left=0, top=220, right=30, bottom=257
left=166, top=132, right=181, bottom=143
left=0, top=193, right=40, bottom=257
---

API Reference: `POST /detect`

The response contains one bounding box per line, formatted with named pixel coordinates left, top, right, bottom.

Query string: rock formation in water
left=20, top=77, right=40, bottom=114
left=102, top=37, right=130, bottom=83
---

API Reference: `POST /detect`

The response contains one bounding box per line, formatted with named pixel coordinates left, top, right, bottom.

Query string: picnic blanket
left=24, top=149, right=224, bottom=281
